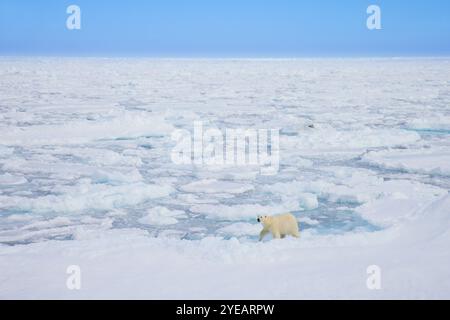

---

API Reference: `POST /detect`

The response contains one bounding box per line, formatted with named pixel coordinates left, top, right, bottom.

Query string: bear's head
left=257, top=215, right=272, bottom=226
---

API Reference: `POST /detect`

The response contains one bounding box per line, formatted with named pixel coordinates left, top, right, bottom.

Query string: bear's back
left=273, top=213, right=298, bottom=233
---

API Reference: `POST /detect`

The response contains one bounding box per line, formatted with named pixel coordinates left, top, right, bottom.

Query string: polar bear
left=257, top=213, right=300, bottom=241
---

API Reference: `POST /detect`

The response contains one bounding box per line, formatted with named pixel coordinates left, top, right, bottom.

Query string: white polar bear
left=257, top=213, right=300, bottom=241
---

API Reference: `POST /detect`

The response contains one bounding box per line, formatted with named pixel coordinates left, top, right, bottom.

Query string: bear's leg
left=272, top=231, right=281, bottom=239
left=259, top=229, right=269, bottom=241
left=281, top=234, right=286, bottom=239
left=292, top=231, right=300, bottom=238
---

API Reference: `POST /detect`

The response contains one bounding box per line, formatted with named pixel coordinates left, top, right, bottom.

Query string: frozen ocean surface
left=0, top=58, right=449, bottom=298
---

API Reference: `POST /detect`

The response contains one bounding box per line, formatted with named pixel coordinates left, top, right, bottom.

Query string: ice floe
left=181, top=179, right=254, bottom=194
left=362, top=147, right=450, bottom=176
left=138, top=206, right=187, bottom=226
left=0, top=180, right=174, bottom=214
left=0, top=58, right=449, bottom=298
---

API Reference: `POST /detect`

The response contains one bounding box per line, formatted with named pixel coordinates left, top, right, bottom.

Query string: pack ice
left=0, top=58, right=449, bottom=298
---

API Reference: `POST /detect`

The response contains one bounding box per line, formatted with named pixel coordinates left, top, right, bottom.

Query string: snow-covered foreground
left=0, top=58, right=449, bottom=299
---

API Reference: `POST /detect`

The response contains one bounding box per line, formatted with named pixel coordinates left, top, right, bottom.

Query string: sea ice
left=138, top=206, right=187, bottom=226
left=0, top=58, right=449, bottom=299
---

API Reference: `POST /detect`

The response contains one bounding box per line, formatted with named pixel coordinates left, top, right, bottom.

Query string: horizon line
left=1, top=55, right=450, bottom=60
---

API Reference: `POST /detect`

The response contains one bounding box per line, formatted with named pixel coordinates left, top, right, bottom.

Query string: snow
left=0, top=180, right=174, bottom=214
left=1, top=195, right=449, bottom=299
left=181, top=179, right=254, bottom=194
left=0, top=173, right=27, bottom=185
left=0, top=111, right=174, bottom=146
left=0, top=216, right=114, bottom=245
left=355, top=179, right=445, bottom=227
left=190, top=203, right=305, bottom=221
left=0, top=58, right=449, bottom=299
left=283, top=126, right=421, bottom=152
left=407, top=116, right=450, bottom=131
left=217, top=222, right=261, bottom=237
left=138, top=207, right=187, bottom=226
left=297, top=216, right=320, bottom=226
left=362, top=147, right=450, bottom=177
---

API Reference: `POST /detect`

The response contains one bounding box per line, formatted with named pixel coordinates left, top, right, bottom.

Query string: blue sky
left=0, top=0, right=449, bottom=57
